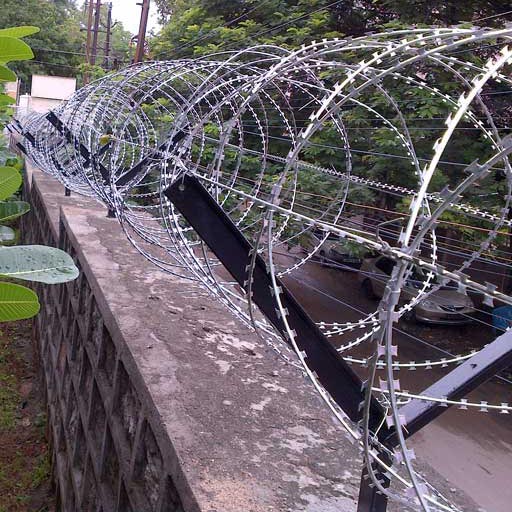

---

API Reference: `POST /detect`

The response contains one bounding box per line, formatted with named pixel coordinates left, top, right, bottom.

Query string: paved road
left=278, top=255, right=512, bottom=512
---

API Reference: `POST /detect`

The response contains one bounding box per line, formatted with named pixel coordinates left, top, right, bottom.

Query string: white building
left=17, top=75, right=77, bottom=116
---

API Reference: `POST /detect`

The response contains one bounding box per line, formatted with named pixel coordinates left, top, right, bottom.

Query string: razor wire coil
left=15, top=27, right=512, bottom=511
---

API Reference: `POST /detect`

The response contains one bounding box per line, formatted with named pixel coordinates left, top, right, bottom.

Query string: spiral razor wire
left=14, top=27, right=512, bottom=511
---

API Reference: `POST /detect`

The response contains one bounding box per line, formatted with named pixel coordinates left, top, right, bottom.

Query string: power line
left=229, top=173, right=512, bottom=266
left=153, top=0, right=344, bottom=60
left=221, top=0, right=345, bottom=51
left=29, top=60, right=79, bottom=70
left=31, top=46, right=122, bottom=60
left=472, top=9, right=512, bottom=23
left=241, top=128, right=508, bottom=170
left=153, top=0, right=274, bottom=60
left=32, top=47, right=90, bottom=57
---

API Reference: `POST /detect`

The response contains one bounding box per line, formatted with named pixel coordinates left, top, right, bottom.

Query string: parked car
left=359, top=255, right=475, bottom=324
left=300, top=229, right=363, bottom=270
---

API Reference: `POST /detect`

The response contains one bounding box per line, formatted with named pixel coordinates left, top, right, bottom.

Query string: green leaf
left=0, top=201, right=30, bottom=222
left=0, top=226, right=15, bottom=242
left=0, top=65, right=16, bottom=81
left=0, top=26, right=40, bottom=39
left=0, top=281, right=39, bottom=322
left=0, top=245, right=79, bottom=283
left=0, top=94, right=15, bottom=106
left=0, top=167, right=21, bottom=200
left=0, top=36, right=34, bottom=64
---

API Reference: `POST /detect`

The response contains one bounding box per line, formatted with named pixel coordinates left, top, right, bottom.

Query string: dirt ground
left=0, top=320, right=54, bottom=512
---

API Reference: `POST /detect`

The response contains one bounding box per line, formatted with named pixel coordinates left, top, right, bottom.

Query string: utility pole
left=91, top=0, right=102, bottom=66
left=84, top=0, right=95, bottom=84
left=103, top=2, right=113, bottom=69
left=134, top=0, right=150, bottom=63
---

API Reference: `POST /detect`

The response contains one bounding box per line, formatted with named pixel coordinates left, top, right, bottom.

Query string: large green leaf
left=0, top=27, right=40, bottom=39
left=0, top=94, right=15, bottom=106
left=0, top=201, right=30, bottom=222
left=0, top=245, right=79, bottom=284
left=0, top=36, right=34, bottom=64
left=0, top=167, right=21, bottom=200
left=0, top=281, right=39, bottom=322
left=0, top=65, right=16, bottom=81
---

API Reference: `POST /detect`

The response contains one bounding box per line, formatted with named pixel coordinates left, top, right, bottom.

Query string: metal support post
left=165, top=172, right=386, bottom=428
left=91, top=0, right=102, bottom=66
left=383, top=328, right=512, bottom=446
left=165, top=172, right=512, bottom=512
left=356, top=451, right=391, bottom=512
left=134, top=0, right=150, bottom=63
left=45, top=112, right=110, bottom=183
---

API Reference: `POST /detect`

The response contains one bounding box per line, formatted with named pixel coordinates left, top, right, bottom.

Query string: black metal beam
left=46, top=112, right=189, bottom=189
left=16, top=142, right=27, bottom=155
left=45, top=111, right=110, bottom=182
left=165, top=172, right=512, bottom=511
left=357, top=450, right=391, bottom=512
left=9, top=123, right=35, bottom=147
left=164, top=172, right=386, bottom=430
left=23, top=131, right=36, bottom=145
left=12, top=118, right=24, bottom=133
left=115, top=130, right=186, bottom=187
left=383, top=328, right=512, bottom=446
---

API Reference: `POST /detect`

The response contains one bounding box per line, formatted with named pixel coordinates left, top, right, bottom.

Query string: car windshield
left=374, top=258, right=439, bottom=288
left=406, top=269, right=442, bottom=289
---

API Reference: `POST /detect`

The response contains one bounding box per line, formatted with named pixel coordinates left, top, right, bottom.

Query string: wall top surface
left=28, top=164, right=477, bottom=512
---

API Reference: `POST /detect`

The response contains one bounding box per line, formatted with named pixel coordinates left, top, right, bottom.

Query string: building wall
left=31, top=75, right=77, bottom=101
left=23, top=174, right=187, bottom=512
left=15, top=75, right=77, bottom=117
left=4, top=80, right=18, bottom=100
left=26, top=96, right=63, bottom=114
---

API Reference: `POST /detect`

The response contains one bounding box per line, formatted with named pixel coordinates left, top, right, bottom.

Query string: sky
left=84, top=1, right=161, bottom=35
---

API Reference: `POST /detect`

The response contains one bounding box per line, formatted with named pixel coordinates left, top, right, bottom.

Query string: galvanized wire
left=15, top=27, right=512, bottom=511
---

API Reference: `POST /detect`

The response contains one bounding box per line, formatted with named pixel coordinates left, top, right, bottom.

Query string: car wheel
left=362, top=279, right=377, bottom=299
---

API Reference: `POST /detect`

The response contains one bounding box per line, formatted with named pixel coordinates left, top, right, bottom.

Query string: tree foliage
left=0, top=0, right=83, bottom=83
left=151, top=1, right=512, bottom=255
left=0, top=1, right=132, bottom=87
left=152, top=0, right=512, bottom=58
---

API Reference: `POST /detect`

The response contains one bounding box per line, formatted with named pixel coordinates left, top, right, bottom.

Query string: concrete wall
left=22, top=165, right=364, bottom=512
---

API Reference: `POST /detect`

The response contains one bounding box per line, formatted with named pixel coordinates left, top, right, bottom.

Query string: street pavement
left=279, top=255, right=512, bottom=512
